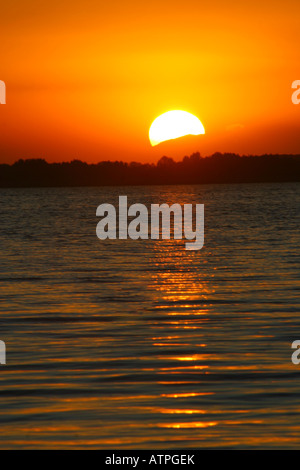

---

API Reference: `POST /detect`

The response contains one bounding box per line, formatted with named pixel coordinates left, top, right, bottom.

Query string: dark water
left=0, top=183, right=300, bottom=449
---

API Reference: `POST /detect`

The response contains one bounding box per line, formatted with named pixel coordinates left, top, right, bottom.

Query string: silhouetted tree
left=0, top=153, right=299, bottom=187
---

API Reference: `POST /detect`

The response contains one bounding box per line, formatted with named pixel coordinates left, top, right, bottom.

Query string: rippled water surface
left=0, top=183, right=300, bottom=449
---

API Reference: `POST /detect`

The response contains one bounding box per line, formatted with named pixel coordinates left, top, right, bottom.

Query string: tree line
left=0, top=152, right=300, bottom=187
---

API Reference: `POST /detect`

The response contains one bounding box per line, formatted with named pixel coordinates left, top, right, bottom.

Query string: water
left=0, top=183, right=300, bottom=449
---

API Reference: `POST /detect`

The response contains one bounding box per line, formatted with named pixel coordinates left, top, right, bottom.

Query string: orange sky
left=0, top=0, right=299, bottom=164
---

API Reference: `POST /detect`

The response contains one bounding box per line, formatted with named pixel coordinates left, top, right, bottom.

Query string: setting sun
left=149, top=111, right=205, bottom=146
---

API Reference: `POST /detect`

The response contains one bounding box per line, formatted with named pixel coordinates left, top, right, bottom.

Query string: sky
left=0, top=0, right=299, bottom=164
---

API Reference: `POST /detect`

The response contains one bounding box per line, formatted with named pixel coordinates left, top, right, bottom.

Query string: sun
left=149, top=110, right=205, bottom=146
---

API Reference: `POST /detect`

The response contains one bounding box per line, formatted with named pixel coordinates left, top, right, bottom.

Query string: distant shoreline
left=0, top=153, right=300, bottom=188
